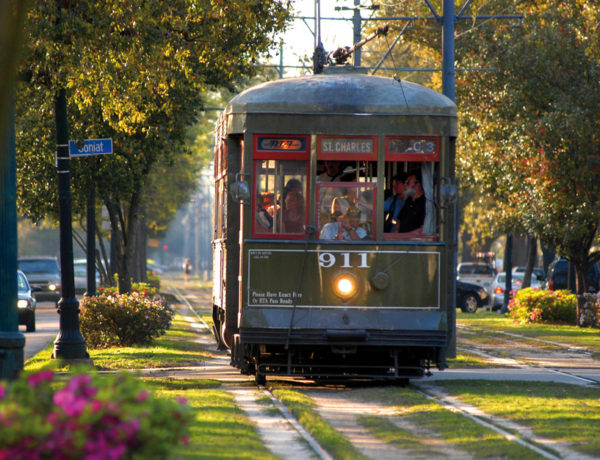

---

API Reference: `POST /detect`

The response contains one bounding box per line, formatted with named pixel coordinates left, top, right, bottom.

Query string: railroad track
left=169, top=283, right=598, bottom=459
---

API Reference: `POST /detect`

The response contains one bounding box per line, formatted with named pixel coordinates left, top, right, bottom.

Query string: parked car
left=544, top=258, right=600, bottom=293
left=73, top=259, right=101, bottom=294
left=492, top=272, right=542, bottom=310
left=457, top=262, right=496, bottom=296
left=456, top=280, right=490, bottom=313
left=17, top=257, right=61, bottom=304
left=17, top=270, right=37, bottom=332
left=512, top=266, right=545, bottom=282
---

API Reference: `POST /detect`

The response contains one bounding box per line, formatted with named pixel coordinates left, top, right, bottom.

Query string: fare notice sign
left=69, top=139, right=113, bottom=157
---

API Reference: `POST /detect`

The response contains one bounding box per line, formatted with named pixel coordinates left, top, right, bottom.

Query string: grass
left=447, top=350, right=508, bottom=368
left=359, top=386, right=542, bottom=459
left=272, top=388, right=367, bottom=460
left=145, top=378, right=279, bottom=460
left=457, top=310, right=600, bottom=351
left=25, top=315, right=211, bottom=372
left=437, top=380, right=600, bottom=457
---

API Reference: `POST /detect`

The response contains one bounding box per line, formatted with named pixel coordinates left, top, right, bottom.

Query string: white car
left=457, top=262, right=496, bottom=297
left=492, top=272, right=542, bottom=309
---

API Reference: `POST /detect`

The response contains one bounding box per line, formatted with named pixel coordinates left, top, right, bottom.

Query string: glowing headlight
left=17, top=299, right=29, bottom=309
left=333, top=273, right=358, bottom=300
left=48, top=284, right=57, bottom=291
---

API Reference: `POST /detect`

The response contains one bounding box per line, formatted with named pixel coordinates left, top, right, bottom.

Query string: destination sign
left=387, top=137, right=438, bottom=155
left=320, top=137, right=374, bottom=154
left=256, top=136, right=307, bottom=153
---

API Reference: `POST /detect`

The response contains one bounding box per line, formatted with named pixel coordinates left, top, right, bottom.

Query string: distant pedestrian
left=183, top=258, right=192, bottom=283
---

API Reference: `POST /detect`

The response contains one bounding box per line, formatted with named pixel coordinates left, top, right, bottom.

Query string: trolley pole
left=441, top=0, right=457, bottom=358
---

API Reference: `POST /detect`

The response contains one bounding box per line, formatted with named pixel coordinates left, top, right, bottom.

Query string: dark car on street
left=545, top=258, right=600, bottom=293
left=18, top=270, right=37, bottom=332
left=456, top=280, right=490, bottom=313
left=17, top=257, right=61, bottom=304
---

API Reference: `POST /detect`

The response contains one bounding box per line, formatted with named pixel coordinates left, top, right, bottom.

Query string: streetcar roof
left=225, top=74, right=457, bottom=118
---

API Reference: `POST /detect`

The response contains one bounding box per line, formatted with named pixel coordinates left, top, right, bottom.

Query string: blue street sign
left=69, top=138, right=113, bottom=157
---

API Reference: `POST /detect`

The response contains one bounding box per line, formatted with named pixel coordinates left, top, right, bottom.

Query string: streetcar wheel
left=460, top=293, right=479, bottom=313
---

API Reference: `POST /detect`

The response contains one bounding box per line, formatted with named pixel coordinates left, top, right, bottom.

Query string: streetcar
left=212, top=69, right=458, bottom=384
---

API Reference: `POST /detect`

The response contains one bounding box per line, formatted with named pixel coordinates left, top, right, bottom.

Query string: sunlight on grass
left=145, top=379, right=277, bottom=460
left=273, top=388, right=367, bottom=460
left=359, top=386, right=539, bottom=459
left=437, top=380, right=600, bottom=456
left=457, top=311, right=600, bottom=351
left=25, top=314, right=210, bottom=371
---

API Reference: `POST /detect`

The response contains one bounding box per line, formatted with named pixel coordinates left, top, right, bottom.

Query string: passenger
left=394, top=171, right=425, bottom=234
left=320, top=207, right=367, bottom=241
left=281, top=179, right=305, bottom=233
left=255, top=194, right=273, bottom=232
left=383, top=172, right=407, bottom=232
left=317, top=161, right=347, bottom=182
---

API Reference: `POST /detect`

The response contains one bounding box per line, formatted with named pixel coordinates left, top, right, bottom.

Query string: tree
left=17, top=0, right=291, bottom=292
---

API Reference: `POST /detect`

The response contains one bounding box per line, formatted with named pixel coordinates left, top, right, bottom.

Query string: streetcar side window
left=383, top=137, right=440, bottom=239
left=253, top=160, right=307, bottom=237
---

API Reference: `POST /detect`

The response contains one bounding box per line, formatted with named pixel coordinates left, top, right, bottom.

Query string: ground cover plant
left=0, top=369, right=190, bottom=459
left=359, top=387, right=540, bottom=459
left=437, top=380, right=600, bottom=457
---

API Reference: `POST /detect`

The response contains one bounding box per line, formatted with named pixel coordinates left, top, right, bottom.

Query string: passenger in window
left=317, top=161, right=347, bottom=182
left=281, top=179, right=305, bottom=233
left=383, top=172, right=407, bottom=232
left=394, top=171, right=425, bottom=234
left=320, top=207, right=367, bottom=241
left=255, top=193, right=273, bottom=232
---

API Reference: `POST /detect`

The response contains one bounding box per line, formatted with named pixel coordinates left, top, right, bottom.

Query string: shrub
left=0, top=369, right=190, bottom=459
left=579, top=293, right=600, bottom=327
left=508, top=288, right=577, bottom=324
left=80, top=290, right=173, bottom=349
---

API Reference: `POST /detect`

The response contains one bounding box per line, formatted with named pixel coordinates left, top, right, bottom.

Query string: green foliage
left=80, top=290, right=173, bottom=348
left=0, top=370, right=191, bottom=459
left=16, top=0, right=291, bottom=289
left=508, top=288, right=577, bottom=325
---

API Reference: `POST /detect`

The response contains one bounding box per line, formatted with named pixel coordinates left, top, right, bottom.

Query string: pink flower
left=27, top=370, right=54, bottom=387
left=176, top=396, right=188, bottom=405
left=0, top=384, right=5, bottom=400
left=136, top=390, right=149, bottom=402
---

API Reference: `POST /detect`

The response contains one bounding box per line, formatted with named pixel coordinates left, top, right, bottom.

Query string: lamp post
left=0, top=99, right=25, bottom=379
left=52, top=88, right=90, bottom=362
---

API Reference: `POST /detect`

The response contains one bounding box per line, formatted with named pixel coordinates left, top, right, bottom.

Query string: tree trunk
left=522, top=236, right=537, bottom=288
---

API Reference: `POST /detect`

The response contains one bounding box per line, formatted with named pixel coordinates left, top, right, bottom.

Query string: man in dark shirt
left=395, top=171, right=425, bottom=233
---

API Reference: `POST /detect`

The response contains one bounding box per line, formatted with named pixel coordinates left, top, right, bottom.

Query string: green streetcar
left=213, top=70, right=458, bottom=384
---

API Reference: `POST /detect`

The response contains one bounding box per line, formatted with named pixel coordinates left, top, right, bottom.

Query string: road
left=21, top=301, right=59, bottom=361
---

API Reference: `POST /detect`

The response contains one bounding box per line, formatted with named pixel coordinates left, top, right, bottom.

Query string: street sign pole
left=53, top=88, right=90, bottom=362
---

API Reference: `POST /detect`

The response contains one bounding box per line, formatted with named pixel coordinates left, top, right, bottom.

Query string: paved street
left=21, top=301, right=59, bottom=360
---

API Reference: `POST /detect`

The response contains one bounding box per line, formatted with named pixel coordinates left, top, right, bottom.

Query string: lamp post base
left=0, top=331, right=25, bottom=380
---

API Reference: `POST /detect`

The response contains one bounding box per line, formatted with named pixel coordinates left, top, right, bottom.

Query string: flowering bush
left=80, top=289, right=173, bottom=349
left=578, top=293, right=600, bottom=327
left=0, top=369, right=190, bottom=459
left=508, top=288, right=577, bottom=324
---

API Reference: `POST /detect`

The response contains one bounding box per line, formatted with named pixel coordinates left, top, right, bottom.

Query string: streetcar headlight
left=17, top=299, right=29, bottom=309
left=333, top=273, right=358, bottom=300
left=49, top=283, right=57, bottom=291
